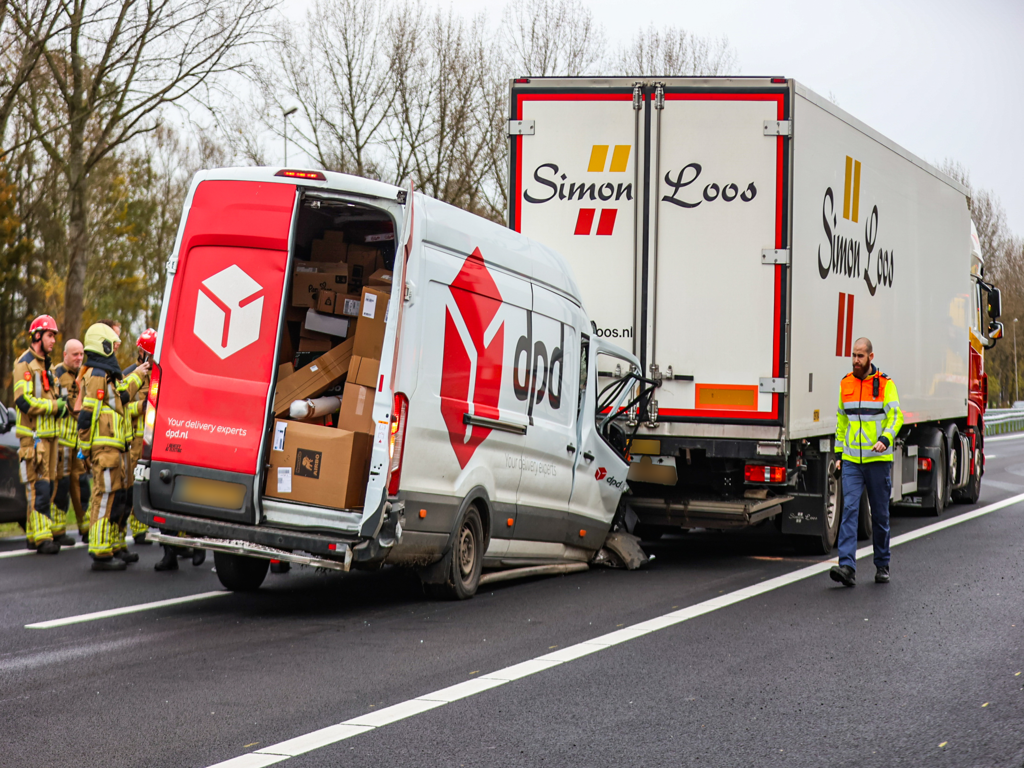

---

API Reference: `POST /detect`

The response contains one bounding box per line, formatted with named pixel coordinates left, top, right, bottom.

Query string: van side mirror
left=987, top=287, right=1002, bottom=320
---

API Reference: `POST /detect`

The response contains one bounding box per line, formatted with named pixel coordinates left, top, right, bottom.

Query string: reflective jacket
left=53, top=363, right=82, bottom=448
left=123, top=363, right=150, bottom=439
left=836, top=365, right=904, bottom=464
left=12, top=348, right=61, bottom=439
left=77, top=366, right=144, bottom=453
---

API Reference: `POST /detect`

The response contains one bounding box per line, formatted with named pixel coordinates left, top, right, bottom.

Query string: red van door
left=152, top=179, right=295, bottom=479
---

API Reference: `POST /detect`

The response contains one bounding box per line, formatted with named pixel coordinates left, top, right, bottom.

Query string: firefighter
left=78, top=323, right=148, bottom=571
left=13, top=315, right=70, bottom=553
left=52, top=338, right=91, bottom=543
left=123, top=329, right=155, bottom=546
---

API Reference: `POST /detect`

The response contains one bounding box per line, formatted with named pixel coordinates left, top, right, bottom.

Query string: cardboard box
left=273, top=337, right=354, bottom=415
left=265, top=419, right=372, bottom=509
left=339, top=296, right=361, bottom=317
left=346, top=245, right=380, bottom=295
left=368, top=269, right=393, bottom=288
left=296, top=260, right=348, bottom=275
left=348, top=355, right=380, bottom=388
left=277, top=362, right=295, bottom=380
left=285, top=305, right=306, bottom=323
left=316, top=289, right=338, bottom=315
left=304, top=308, right=351, bottom=338
left=278, top=327, right=295, bottom=364
left=337, top=382, right=376, bottom=434
left=298, top=336, right=332, bottom=352
left=293, top=350, right=325, bottom=370
left=352, top=286, right=390, bottom=359
left=292, top=267, right=350, bottom=307
left=299, top=322, right=331, bottom=340
left=311, top=239, right=347, bottom=263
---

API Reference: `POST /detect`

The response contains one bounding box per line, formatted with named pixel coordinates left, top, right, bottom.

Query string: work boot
left=192, top=548, right=206, bottom=567
left=91, top=557, right=128, bottom=571
left=875, top=566, right=890, bottom=584
left=116, top=549, right=140, bottom=564
left=133, top=531, right=151, bottom=545
left=36, top=539, right=61, bottom=555
left=25, top=539, right=36, bottom=550
left=155, top=546, right=179, bottom=572
left=829, top=564, right=856, bottom=587
left=81, top=530, right=89, bottom=545
left=54, top=533, right=77, bottom=547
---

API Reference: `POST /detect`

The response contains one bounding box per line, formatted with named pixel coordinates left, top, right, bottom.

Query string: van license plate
left=174, top=478, right=246, bottom=510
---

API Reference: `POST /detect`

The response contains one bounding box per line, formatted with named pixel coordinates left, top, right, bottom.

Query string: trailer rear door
left=649, top=88, right=787, bottom=423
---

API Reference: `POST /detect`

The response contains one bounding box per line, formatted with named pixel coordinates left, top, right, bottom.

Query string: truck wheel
left=425, top=504, right=483, bottom=600
left=794, top=462, right=841, bottom=555
left=925, top=449, right=946, bottom=517
left=213, top=551, right=269, bottom=592
left=857, top=490, right=872, bottom=541
left=953, top=447, right=982, bottom=504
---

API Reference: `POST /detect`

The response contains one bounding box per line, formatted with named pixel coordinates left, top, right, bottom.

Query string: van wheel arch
left=452, top=487, right=491, bottom=554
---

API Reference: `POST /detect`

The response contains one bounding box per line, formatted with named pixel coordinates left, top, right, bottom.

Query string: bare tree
left=19, top=0, right=277, bottom=338
left=0, top=0, right=63, bottom=141
left=500, top=0, right=604, bottom=77
left=613, top=24, right=737, bottom=77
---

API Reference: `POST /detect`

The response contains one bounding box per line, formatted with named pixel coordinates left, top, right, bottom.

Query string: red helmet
left=136, top=328, right=157, bottom=356
left=29, top=315, right=59, bottom=337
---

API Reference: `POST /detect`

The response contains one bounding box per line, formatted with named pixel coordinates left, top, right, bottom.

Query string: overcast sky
left=276, top=0, right=1023, bottom=235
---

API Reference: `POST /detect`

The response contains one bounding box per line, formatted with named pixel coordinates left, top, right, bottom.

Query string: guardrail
left=987, top=409, right=1024, bottom=436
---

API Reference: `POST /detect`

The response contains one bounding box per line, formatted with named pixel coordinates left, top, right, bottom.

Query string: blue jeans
left=838, top=460, right=891, bottom=570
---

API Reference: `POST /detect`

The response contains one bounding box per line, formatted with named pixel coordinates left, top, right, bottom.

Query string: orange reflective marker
left=579, top=529, right=586, bottom=537
left=419, top=509, right=427, bottom=519
left=507, top=518, right=514, bottom=527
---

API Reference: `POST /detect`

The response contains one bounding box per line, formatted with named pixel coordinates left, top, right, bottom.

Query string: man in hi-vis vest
left=830, top=337, right=903, bottom=587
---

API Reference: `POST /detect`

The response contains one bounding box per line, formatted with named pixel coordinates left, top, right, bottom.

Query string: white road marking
left=25, top=591, right=228, bottom=629
left=987, top=432, right=1024, bottom=443
left=205, top=491, right=1024, bottom=768
left=0, top=542, right=86, bottom=559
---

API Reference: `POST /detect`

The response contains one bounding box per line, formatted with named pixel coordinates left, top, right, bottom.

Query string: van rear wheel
left=214, top=551, right=269, bottom=592
left=424, top=504, right=483, bottom=600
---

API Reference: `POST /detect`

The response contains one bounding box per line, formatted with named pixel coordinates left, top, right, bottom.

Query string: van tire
left=213, top=551, right=269, bottom=592
left=423, top=503, right=483, bottom=600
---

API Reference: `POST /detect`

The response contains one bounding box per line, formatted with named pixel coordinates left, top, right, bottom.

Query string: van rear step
left=147, top=532, right=352, bottom=571
left=629, top=494, right=794, bottom=529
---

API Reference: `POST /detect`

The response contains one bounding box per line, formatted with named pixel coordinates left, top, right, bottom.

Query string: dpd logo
left=595, top=467, right=607, bottom=481
left=440, top=248, right=504, bottom=469
left=194, top=264, right=265, bottom=359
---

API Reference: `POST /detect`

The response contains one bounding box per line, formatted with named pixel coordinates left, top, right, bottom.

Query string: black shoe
left=54, top=533, right=77, bottom=546
left=116, top=549, right=140, bottom=563
left=81, top=530, right=89, bottom=544
left=155, top=547, right=179, bottom=571
left=36, top=539, right=61, bottom=555
left=829, top=564, right=856, bottom=587
left=875, top=566, right=890, bottom=583
left=133, top=532, right=152, bottom=545
left=270, top=560, right=290, bottom=574
left=91, top=557, right=128, bottom=571
left=26, top=539, right=36, bottom=550
left=192, top=548, right=206, bottom=567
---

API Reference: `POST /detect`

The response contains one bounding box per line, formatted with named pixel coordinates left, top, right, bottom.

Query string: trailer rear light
left=514, top=78, right=529, bottom=83
left=744, top=464, right=786, bottom=483
left=771, top=77, right=787, bottom=84
left=141, top=363, right=161, bottom=461
left=918, top=457, right=933, bottom=472
left=275, top=169, right=326, bottom=181
left=387, top=393, right=409, bottom=496
left=153, top=516, right=166, bottom=525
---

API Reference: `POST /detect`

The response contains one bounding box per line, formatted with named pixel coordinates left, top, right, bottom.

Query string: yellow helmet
left=83, top=323, right=121, bottom=357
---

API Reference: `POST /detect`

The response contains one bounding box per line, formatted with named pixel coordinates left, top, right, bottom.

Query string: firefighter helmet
left=29, top=315, right=59, bottom=339
left=136, top=328, right=157, bottom=356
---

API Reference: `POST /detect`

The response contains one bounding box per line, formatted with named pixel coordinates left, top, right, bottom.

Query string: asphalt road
left=2, top=436, right=1024, bottom=768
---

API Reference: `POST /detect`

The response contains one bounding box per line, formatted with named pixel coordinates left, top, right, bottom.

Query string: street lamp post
left=283, top=106, right=298, bottom=165
left=1014, top=318, right=1019, bottom=405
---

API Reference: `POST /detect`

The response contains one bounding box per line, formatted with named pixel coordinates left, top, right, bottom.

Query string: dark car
left=0, top=403, right=27, bottom=526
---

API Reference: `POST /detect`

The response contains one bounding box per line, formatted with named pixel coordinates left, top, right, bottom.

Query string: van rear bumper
left=133, top=478, right=367, bottom=565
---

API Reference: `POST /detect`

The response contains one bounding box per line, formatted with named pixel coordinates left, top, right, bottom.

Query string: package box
left=304, top=308, right=351, bottom=338
left=299, top=321, right=332, bottom=340
left=348, top=355, right=380, bottom=389
left=346, top=245, right=380, bottom=295
left=368, top=269, right=393, bottom=288
left=277, top=362, right=295, bottom=381
left=311, top=239, right=348, bottom=263
left=337, top=382, right=376, bottom=434
left=265, top=419, right=372, bottom=509
left=296, top=260, right=348, bottom=275
left=316, top=289, right=338, bottom=315
left=273, top=337, right=354, bottom=415
left=298, top=336, right=332, bottom=352
left=352, top=286, right=390, bottom=359
left=292, top=267, right=350, bottom=307
left=340, top=297, right=361, bottom=317
left=278, top=326, right=295, bottom=364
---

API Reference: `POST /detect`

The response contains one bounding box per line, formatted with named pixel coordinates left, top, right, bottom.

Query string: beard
left=852, top=361, right=869, bottom=378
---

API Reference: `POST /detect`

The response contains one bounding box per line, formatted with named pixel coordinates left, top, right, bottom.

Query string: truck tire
left=953, top=445, right=982, bottom=504
left=925, top=446, right=946, bottom=517
left=423, top=503, right=483, bottom=600
left=857, top=490, right=872, bottom=541
left=794, top=463, right=841, bottom=555
left=213, top=551, right=269, bottom=592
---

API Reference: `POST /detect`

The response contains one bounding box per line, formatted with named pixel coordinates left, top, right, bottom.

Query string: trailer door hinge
left=633, top=83, right=642, bottom=110
left=507, top=119, right=535, bottom=136
left=759, top=377, right=787, bottom=394
left=654, top=83, right=665, bottom=110
left=761, top=248, right=790, bottom=266
left=764, top=120, right=792, bottom=137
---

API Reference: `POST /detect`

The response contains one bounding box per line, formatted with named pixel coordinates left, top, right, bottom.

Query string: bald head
left=63, top=338, right=84, bottom=372
left=853, top=337, right=873, bottom=355
left=851, top=337, right=874, bottom=379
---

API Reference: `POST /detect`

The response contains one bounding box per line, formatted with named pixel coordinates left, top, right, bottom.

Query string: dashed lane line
left=0, top=542, right=86, bottom=559
left=25, top=591, right=228, bottom=629
left=205, top=492, right=1024, bottom=768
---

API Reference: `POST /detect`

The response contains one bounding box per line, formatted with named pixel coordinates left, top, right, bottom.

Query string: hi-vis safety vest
left=78, top=367, right=144, bottom=453
left=836, top=366, right=904, bottom=464
left=12, top=349, right=60, bottom=439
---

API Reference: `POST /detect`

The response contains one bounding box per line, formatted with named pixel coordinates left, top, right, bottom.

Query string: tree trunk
left=64, top=151, right=89, bottom=341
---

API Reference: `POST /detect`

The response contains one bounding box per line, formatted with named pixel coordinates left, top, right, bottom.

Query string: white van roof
left=192, top=166, right=585, bottom=308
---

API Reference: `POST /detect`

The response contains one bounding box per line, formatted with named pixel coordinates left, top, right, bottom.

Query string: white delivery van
left=509, top=77, right=1004, bottom=553
left=133, top=168, right=641, bottom=597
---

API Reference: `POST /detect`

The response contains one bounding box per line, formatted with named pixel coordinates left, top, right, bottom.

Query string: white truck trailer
left=508, top=76, right=1004, bottom=553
